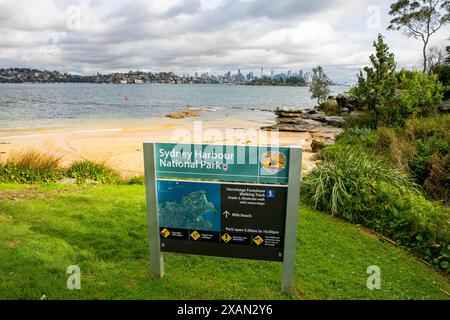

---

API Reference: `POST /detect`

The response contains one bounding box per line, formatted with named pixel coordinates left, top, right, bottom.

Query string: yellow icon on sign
left=221, top=233, right=232, bottom=244
left=160, top=228, right=171, bottom=238
left=261, top=151, right=287, bottom=174
left=253, top=235, right=264, bottom=246
left=191, top=231, right=201, bottom=241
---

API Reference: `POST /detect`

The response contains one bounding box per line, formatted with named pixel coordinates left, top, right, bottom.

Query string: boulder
left=308, top=113, right=327, bottom=123
left=263, top=119, right=328, bottom=132
left=274, top=107, right=306, bottom=118
left=336, top=92, right=359, bottom=111
left=325, top=116, right=346, bottom=127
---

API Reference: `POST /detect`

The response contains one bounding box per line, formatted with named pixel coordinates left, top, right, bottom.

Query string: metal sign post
left=281, top=147, right=302, bottom=293
left=143, top=143, right=164, bottom=279
left=143, top=142, right=302, bottom=292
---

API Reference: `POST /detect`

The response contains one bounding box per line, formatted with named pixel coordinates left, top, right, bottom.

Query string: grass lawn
left=0, top=183, right=448, bottom=300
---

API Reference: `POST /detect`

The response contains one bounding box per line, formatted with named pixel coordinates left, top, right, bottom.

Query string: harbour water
left=0, top=83, right=348, bottom=130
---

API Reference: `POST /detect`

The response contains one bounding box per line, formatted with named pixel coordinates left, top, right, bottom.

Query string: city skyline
left=0, top=0, right=449, bottom=83
left=1, top=66, right=324, bottom=86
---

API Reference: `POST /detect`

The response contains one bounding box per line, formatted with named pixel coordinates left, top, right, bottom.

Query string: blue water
left=0, top=83, right=348, bottom=130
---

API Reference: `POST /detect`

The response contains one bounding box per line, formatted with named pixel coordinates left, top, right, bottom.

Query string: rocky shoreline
left=262, top=93, right=359, bottom=133
left=262, top=107, right=345, bottom=133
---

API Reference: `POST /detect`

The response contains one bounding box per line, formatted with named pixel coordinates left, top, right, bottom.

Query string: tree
left=388, top=0, right=450, bottom=72
left=309, top=66, right=331, bottom=105
left=353, top=34, right=398, bottom=127
left=426, top=44, right=448, bottom=71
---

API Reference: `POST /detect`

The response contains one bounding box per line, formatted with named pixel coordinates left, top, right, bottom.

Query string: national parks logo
left=261, top=151, right=287, bottom=174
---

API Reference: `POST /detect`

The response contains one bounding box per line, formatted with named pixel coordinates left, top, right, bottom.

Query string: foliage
left=309, top=66, right=331, bottom=104
left=311, top=140, right=326, bottom=153
left=403, top=115, right=450, bottom=202
left=388, top=0, right=450, bottom=72
left=351, top=36, right=444, bottom=128
left=344, top=112, right=377, bottom=129
left=250, top=77, right=306, bottom=86
left=0, top=150, right=124, bottom=185
left=302, top=147, right=450, bottom=272
left=0, top=150, right=63, bottom=183
left=0, top=183, right=448, bottom=299
left=66, top=160, right=121, bottom=184
left=353, top=34, right=398, bottom=127
left=396, top=70, right=443, bottom=117
left=126, top=175, right=145, bottom=185
left=318, top=100, right=341, bottom=116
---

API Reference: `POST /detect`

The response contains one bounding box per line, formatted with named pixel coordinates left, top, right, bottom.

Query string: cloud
left=0, top=0, right=448, bottom=82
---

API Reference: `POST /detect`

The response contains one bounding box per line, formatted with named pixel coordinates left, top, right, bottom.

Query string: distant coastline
left=0, top=67, right=350, bottom=86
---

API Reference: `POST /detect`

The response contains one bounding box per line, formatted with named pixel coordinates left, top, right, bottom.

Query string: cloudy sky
left=0, top=0, right=449, bottom=82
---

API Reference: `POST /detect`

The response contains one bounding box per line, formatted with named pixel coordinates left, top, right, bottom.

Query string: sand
left=0, top=113, right=341, bottom=178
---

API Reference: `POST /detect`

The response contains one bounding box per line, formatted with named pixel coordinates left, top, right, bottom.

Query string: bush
left=344, top=112, right=377, bottom=129
left=302, top=148, right=449, bottom=272
left=318, top=100, right=341, bottom=116
left=403, top=115, right=450, bottom=203
left=66, top=160, right=121, bottom=184
left=396, top=70, right=443, bottom=118
left=126, top=175, right=145, bottom=185
left=0, top=150, right=63, bottom=183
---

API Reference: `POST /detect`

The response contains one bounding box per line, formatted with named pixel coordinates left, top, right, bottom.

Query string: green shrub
left=66, top=160, right=120, bottom=184
left=397, top=70, right=443, bottom=118
left=318, top=100, right=341, bottom=116
left=126, top=175, right=145, bottom=185
left=403, top=115, right=450, bottom=203
left=0, top=150, right=63, bottom=183
left=344, top=112, right=377, bottom=129
left=310, top=140, right=326, bottom=153
left=302, top=148, right=449, bottom=272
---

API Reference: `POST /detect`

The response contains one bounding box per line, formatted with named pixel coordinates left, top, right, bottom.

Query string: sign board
left=156, top=143, right=291, bottom=184
left=144, top=142, right=302, bottom=292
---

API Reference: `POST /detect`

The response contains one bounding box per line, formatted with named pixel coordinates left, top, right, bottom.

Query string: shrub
left=302, top=148, right=449, bottom=272
left=403, top=115, right=450, bottom=203
left=344, top=112, right=377, bottom=129
left=353, top=34, right=398, bottom=128
left=0, top=150, right=63, bottom=183
left=126, top=175, right=145, bottom=185
left=396, top=70, right=443, bottom=118
left=66, top=160, right=120, bottom=184
left=318, top=100, right=341, bottom=116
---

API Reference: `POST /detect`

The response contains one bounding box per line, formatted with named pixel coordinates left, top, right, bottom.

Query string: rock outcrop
left=262, top=107, right=346, bottom=132
left=335, top=92, right=359, bottom=111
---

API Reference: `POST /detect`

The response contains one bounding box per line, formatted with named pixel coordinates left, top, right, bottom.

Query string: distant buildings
left=0, top=67, right=321, bottom=85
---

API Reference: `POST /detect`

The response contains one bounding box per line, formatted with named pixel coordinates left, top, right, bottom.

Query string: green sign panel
left=144, top=142, right=302, bottom=292
left=155, top=143, right=290, bottom=184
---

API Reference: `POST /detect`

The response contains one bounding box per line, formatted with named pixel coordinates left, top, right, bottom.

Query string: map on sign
left=157, top=180, right=221, bottom=232
left=157, top=179, right=288, bottom=262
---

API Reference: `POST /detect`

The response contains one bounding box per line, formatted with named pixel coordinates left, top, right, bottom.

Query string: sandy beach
left=0, top=111, right=341, bottom=178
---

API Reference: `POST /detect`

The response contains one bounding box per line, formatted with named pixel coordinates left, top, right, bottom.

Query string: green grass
left=0, top=183, right=448, bottom=300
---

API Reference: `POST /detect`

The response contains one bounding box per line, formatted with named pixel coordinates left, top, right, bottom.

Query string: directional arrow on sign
left=222, top=211, right=231, bottom=219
